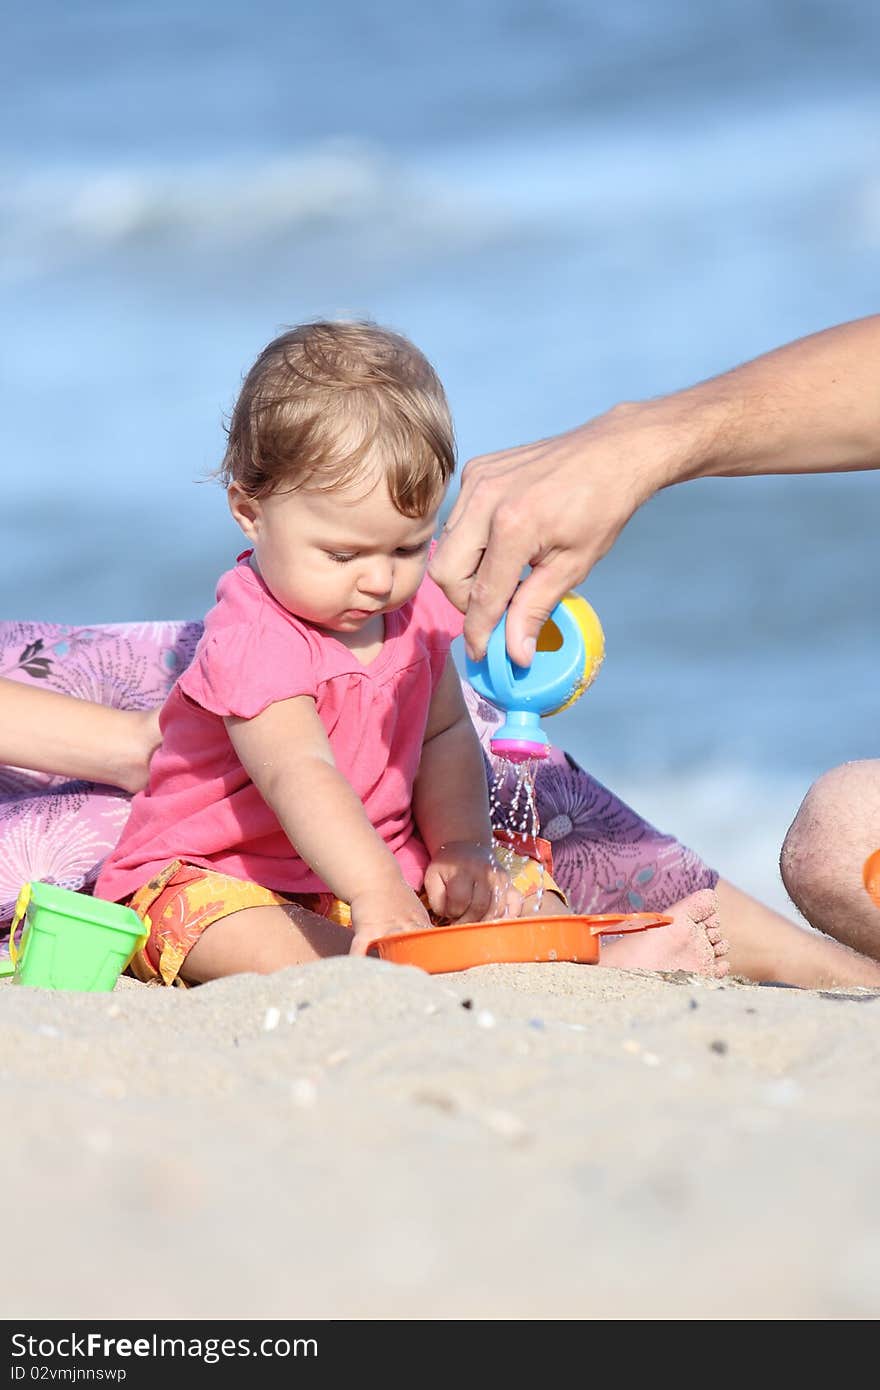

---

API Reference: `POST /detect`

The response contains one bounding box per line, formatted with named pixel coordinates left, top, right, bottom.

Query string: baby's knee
left=780, top=760, right=880, bottom=911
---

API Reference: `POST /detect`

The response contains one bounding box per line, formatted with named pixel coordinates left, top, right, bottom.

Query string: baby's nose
left=358, top=559, right=394, bottom=596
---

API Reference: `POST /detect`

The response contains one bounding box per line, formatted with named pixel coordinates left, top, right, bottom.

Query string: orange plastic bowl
left=369, top=912, right=672, bottom=974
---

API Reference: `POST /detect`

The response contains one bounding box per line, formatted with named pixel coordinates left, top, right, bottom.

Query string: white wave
left=4, top=87, right=879, bottom=281
left=0, top=139, right=507, bottom=281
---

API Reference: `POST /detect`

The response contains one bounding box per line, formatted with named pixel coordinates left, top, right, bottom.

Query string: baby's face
left=229, top=473, right=443, bottom=634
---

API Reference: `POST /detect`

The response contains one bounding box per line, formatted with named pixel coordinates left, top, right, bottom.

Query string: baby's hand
left=348, top=878, right=431, bottom=957
left=424, top=842, right=523, bottom=924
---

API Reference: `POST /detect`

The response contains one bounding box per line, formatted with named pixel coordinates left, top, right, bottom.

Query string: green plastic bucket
left=3, top=881, right=148, bottom=992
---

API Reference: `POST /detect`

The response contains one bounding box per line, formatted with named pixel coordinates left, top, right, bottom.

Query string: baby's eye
left=396, top=541, right=430, bottom=557
left=325, top=551, right=357, bottom=564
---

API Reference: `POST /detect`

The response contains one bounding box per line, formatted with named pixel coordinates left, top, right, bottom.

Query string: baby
left=94, top=320, right=575, bottom=986
left=95, top=319, right=728, bottom=986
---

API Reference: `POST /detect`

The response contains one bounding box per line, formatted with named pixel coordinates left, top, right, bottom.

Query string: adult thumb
left=505, top=563, right=571, bottom=667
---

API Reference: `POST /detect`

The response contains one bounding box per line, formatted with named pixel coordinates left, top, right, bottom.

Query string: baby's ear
left=227, top=483, right=260, bottom=539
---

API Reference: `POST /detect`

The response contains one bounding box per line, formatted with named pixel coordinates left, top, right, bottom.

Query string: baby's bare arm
left=413, top=656, right=493, bottom=858
left=225, top=696, right=428, bottom=948
left=413, top=658, right=518, bottom=923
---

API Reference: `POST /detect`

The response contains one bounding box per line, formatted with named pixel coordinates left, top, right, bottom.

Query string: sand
left=4, top=956, right=880, bottom=1321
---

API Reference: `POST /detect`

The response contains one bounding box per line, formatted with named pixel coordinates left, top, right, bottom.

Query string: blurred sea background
left=3, top=1, right=878, bottom=915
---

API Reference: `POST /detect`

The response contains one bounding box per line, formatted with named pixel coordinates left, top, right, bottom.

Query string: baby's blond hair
left=219, top=320, right=456, bottom=516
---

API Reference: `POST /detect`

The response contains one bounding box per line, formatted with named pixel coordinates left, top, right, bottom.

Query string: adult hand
left=431, top=315, right=880, bottom=666
left=429, top=402, right=673, bottom=666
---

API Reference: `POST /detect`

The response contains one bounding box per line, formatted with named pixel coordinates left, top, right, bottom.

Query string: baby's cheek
left=401, top=559, right=431, bottom=601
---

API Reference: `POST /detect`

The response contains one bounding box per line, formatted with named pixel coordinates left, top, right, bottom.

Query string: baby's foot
left=600, top=889, right=729, bottom=979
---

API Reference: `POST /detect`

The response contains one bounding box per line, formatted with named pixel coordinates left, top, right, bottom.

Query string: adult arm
left=0, top=677, right=161, bottom=793
left=429, top=313, right=880, bottom=664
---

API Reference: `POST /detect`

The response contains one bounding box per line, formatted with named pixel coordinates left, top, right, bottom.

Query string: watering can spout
left=489, top=710, right=551, bottom=763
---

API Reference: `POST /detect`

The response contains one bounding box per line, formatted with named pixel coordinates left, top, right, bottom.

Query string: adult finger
left=503, top=551, right=589, bottom=667
left=429, top=503, right=493, bottom=619
left=429, top=449, right=524, bottom=617
left=427, top=538, right=480, bottom=618
left=458, top=504, right=535, bottom=660
left=441, top=449, right=503, bottom=529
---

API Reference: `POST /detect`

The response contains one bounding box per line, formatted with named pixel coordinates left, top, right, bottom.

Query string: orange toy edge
left=863, top=849, right=880, bottom=908
left=366, top=911, right=673, bottom=954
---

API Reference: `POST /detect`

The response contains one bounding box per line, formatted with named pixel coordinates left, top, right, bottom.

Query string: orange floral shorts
left=124, top=832, right=564, bottom=987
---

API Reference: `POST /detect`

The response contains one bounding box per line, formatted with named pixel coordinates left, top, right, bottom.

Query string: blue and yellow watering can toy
left=465, top=592, right=605, bottom=762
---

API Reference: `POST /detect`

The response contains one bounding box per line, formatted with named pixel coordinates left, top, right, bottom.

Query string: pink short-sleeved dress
left=95, top=553, right=464, bottom=904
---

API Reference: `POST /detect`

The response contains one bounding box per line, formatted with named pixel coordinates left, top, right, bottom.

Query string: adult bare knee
left=780, top=760, right=880, bottom=956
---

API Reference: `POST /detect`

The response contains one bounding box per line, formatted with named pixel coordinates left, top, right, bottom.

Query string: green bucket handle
left=0, top=883, right=31, bottom=978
